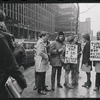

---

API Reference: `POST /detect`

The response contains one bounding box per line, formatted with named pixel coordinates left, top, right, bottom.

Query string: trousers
left=37, top=72, right=46, bottom=90
left=51, top=66, right=62, bottom=87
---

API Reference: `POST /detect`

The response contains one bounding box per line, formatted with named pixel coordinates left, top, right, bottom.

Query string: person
left=81, top=33, right=92, bottom=88
left=13, top=41, right=27, bottom=73
left=61, top=35, right=76, bottom=89
left=93, top=31, right=100, bottom=91
left=49, top=31, right=65, bottom=91
left=71, top=35, right=82, bottom=86
left=0, top=10, right=27, bottom=98
left=33, top=33, right=50, bottom=91
left=35, top=32, right=50, bottom=95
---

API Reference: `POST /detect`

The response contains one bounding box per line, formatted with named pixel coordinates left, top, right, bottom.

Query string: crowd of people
left=0, top=9, right=100, bottom=98
left=34, top=29, right=100, bottom=95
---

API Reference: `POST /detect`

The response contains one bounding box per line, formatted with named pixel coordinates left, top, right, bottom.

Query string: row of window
left=0, top=3, right=55, bottom=33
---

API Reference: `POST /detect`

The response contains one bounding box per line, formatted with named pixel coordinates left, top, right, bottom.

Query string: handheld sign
left=64, top=44, right=78, bottom=64
left=90, top=41, right=100, bottom=61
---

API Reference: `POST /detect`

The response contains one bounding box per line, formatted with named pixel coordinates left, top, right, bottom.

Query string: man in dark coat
left=50, top=31, right=65, bottom=91
left=0, top=10, right=27, bottom=98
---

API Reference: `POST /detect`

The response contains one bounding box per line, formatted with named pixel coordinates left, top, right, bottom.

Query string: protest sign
left=90, top=41, right=100, bottom=61
left=64, top=44, right=78, bottom=64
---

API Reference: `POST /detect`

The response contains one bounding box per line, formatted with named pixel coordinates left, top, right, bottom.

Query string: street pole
left=76, top=3, right=79, bottom=34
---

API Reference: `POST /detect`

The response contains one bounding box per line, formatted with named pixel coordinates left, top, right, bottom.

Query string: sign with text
left=90, top=41, right=100, bottom=61
left=64, top=44, right=78, bottom=64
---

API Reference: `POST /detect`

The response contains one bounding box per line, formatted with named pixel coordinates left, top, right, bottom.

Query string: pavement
left=21, top=62, right=100, bottom=98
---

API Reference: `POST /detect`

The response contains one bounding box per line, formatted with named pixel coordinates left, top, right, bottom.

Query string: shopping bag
left=5, top=76, right=23, bottom=98
left=81, top=64, right=91, bottom=72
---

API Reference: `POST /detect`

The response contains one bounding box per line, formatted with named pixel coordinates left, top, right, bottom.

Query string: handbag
left=5, top=76, right=23, bottom=98
left=81, top=64, right=91, bottom=72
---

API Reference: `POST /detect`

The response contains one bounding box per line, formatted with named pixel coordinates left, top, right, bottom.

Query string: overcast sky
left=79, top=3, right=100, bottom=36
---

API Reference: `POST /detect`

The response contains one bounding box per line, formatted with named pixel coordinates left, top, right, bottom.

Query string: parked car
left=18, top=40, right=36, bottom=67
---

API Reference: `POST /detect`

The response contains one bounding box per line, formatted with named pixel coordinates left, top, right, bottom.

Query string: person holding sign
left=50, top=31, right=65, bottom=91
left=93, top=31, right=100, bottom=91
left=61, top=35, right=76, bottom=89
left=81, top=33, right=92, bottom=88
left=71, top=35, right=82, bottom=85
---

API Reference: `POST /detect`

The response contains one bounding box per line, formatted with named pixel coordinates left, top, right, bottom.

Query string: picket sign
left=64, top=44, right=78, bottom=64
left=90, top=41, right=100, bottom=61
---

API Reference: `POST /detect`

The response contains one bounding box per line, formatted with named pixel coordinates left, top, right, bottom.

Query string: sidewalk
left=21, top=63, right=100, bottom=98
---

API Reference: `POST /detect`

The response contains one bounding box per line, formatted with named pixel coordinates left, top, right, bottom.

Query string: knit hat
left=58, top=31, right=64, bottom=36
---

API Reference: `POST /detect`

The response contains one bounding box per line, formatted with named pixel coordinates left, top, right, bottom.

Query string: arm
left=50, top=42, right=59, bottom=55
left=21, top=46, right=27, bottom=67
left=38, top=42, right=48, bottom=60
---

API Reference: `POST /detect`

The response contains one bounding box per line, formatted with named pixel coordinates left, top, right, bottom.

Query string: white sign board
left=64, top=44, right=78, bottom=64
left=90, top=41, right=100, bottom=61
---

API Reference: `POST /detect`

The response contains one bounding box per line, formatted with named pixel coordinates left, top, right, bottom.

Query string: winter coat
left=0, top=28, right=14, bottom=52
left=0, top=33, right=27, bottom=98
left=49, top=40, right=64, bottom=67
left=35, top=39, right=49, bottom=72
left=13, top=44, right=26, bottom=67
left=82, top=41, right=92, bottom=66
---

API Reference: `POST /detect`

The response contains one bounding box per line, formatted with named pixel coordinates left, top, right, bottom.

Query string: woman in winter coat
left=35, top=33, right=49, bottom=95
left=81, top=33, right=92, bottom=88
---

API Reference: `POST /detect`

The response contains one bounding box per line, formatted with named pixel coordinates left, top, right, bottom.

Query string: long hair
left=56, top=35, right=65, bottom=43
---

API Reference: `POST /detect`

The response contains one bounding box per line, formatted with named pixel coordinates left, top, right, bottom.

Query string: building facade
left=79, top=18, right=93, bottom=40
left=0, top=3, right=55, bottom=40
left=54, top=3, right=78, bottom=37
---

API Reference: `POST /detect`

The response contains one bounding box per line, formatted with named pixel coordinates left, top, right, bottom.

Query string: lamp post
left=76, top=3, right=79, bottom=34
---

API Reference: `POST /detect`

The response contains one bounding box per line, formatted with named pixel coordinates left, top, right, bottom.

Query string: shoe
left=38, top=90, right=46, bottom=95
left=44, top=87, right=51, bottom=92
left=51, top=87, right=55, bottom=91
left=94, top=87, right=99, bottom=91
left=57, top=84, right=62, bottom=88
left=82, top=81, right=92, bottom=88
left=65, top=84, right=74, bottom=89
left=33, top=85, right=37, bottom=90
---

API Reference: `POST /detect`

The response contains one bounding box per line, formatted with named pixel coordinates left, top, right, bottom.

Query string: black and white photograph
left=0, top=3, right=100, bottom=98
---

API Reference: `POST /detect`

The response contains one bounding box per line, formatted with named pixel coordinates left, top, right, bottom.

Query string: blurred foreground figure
left=0, top=10, right=27, bottom=98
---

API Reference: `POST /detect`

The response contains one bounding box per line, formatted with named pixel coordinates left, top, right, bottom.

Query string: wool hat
left=58, top=31, right=64, bottom=36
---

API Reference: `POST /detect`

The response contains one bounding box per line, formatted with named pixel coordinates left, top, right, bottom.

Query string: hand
left=85, top=63, right=88, bottom=67
left=20, top=66, right=24, bottom=73
left=58, top=48, right=63, bottom=53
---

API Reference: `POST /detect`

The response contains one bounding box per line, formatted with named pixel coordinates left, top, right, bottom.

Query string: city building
left=79, top=18, right=93, bottom=40
left=0, top=3, right=55, bottom=40
left=54, top=3, right=78, bottom=37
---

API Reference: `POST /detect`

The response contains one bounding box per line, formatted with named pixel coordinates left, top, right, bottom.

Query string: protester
left=33, top=33, right=50, bottom=91
left=61, top=35, right=75, bottom=89
left=50, top=31, right=65, bottom=91
left=81, top=33, right=92, bottom=88
left=0, top=10, right=27, bottom=98
left=35, top=32, right=50, bottom=95
left=93, top=31, right=100, bottom=91
left=13, top=41, right=27, bottom=73
left=71, top=35, right=82, bottom=86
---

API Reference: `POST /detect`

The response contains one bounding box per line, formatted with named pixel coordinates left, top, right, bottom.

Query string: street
left=21, top=64, right=100, bottom=98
